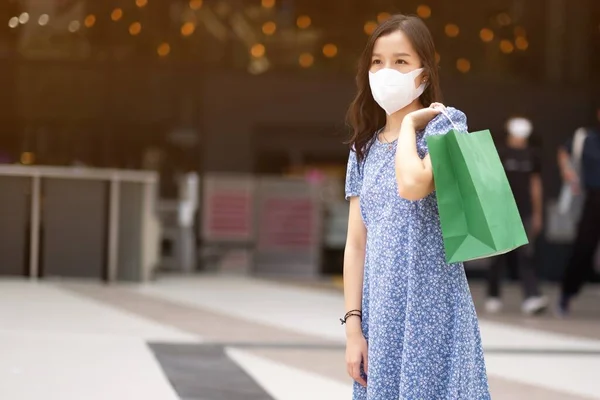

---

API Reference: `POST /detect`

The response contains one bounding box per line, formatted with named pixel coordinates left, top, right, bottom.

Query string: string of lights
left=4, top=0, right=533, bottom=74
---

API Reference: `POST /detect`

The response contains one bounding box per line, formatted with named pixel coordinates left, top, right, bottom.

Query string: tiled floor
left=0, top=274, right=599, bottom=399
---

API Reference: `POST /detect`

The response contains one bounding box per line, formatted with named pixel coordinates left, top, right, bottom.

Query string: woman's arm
left=343, top=197, right=367, bottom=337
left=557, top=146, right=571, bottom=178
left=395, top=107, right=442, bottom=201
left=558, top=146, right=577, bottom=181
left=558, top=146, right=580, bottom=194
left=529, top=173, right=544, bottom=235
left=343, top=196, right=368, bottom=386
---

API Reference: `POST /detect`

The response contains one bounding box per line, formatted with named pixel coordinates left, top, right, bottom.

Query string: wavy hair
left=346, top=14, right=442, bottom=162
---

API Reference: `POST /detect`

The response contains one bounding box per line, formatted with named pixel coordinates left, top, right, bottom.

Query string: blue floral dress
left=345, top=108, right=490, bottom=400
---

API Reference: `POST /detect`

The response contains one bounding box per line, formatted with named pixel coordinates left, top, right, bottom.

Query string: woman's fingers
left=351, top=362, right=367, bottom=387
left=345, top=336, right=368, bottom=388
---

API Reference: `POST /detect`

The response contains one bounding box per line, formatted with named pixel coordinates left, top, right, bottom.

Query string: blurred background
left=1, top=0, right=598, bottom=281
left=0, top=1, right=599, bottom=399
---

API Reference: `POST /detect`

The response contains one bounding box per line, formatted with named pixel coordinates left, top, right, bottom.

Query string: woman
left=342, top=14, right=490, bottom=399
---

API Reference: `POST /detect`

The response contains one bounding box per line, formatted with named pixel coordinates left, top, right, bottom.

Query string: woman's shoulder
left=349, top=132, right=379, bottom=158
left=443, top=106, right=467, bottom=120
left=425, top=106, right=468, bottom=135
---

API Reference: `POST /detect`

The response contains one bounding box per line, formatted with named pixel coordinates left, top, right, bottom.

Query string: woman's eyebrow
left=372, top=52, right=412, bottom=58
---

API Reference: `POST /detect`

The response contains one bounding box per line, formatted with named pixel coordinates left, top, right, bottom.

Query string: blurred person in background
left=342, top=15, right=489, bottom=400
left=485, top=116, right=548, bottom=315
left=557, top=104, right=600, bottom=316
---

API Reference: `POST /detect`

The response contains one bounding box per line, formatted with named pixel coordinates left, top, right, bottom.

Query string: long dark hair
left=346, top=14, right=442, bottom=162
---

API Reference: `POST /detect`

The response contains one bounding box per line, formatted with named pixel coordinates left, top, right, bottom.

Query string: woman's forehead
left=372, top=31, right=416, bottom=56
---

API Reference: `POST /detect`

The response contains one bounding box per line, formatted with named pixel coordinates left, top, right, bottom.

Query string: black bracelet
left=340, top=313, right=362, bottom=325
left=340, top=309, right=362, bottom=325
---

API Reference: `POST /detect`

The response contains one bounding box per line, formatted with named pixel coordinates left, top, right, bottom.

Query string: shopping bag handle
left=438, top=107, right=467, bottom=134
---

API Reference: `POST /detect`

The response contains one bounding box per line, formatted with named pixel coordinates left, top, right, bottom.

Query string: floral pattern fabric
left=345, top=108, right=490, bottom=400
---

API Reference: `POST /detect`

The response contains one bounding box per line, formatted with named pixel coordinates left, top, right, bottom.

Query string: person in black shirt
left=485, top=116, right=548, bottom=315
left=557, top=105, right=600, bottom=316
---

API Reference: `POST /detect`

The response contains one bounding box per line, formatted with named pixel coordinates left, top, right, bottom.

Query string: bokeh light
left=377, top=12, right=391, bottom=23
left=445, top=24, right=460, bottom=38
left=500, top=39, right=515, bottom=54
left=68, top=20, right=81, bottom=33
left=297, top=15, right=311, bottom=29
left=456, top=58, right=471, bottom=73
left=262, top=21, right=277, bottom=35
left=364, top=21, right=377, bottom=35
left=515, top=37, right=529, bottom=51
left=111, top=8, right=123, bottom=22
left=299, top=53, right=314, bottom=68
left=38, top=14, right=49, bottom=26
left=480, top=28, right=494, bottom=43
left=497, top=13, right=512, bottom=27
left=84, top=15, right=96, bottom=28
left=8, top=17, right=19, bottom=28
left=417, top=5, right=432, bottom=19
left=322, top=44, right=338, bottom=58
left=19, top=13, right=30, bottom=24
left=157, top=43, right=171, bottom=57
left=129, top=22, right=142, bottom=36
left=251, top=44, right=266, bottom=58
left=181, top=22, right=195, bottom=37
left=189, top=0, right=202, bottom=10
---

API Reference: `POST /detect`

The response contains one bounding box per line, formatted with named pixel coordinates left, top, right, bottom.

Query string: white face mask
left=369, top=68, right=426, bottom=115
left=506, top=117, right=533, bottom=139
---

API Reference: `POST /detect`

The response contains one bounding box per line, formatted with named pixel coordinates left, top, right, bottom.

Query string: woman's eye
left=372, top=60, right=381, bottom=65
left=395, top=60, right=407, bottom=65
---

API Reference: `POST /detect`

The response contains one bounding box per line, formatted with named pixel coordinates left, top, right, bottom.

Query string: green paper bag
left=426, top=128, right=528, bottom=264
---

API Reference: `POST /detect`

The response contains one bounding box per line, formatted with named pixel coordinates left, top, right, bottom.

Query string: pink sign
left=205, top=191, right=252, bottom=240
left=258, top=197, right=315, bottom=250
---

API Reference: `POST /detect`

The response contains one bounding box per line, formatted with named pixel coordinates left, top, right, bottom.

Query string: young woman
left=342, top=14, right=490, bottom=399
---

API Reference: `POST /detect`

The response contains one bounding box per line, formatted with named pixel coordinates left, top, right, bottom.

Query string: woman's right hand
left=345, top=332, right=368, bottom=387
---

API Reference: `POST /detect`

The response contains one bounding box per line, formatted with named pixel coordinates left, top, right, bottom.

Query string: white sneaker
left=522, top=296, right=549, bottom=316
left=485, top=298, right=503, bottom=314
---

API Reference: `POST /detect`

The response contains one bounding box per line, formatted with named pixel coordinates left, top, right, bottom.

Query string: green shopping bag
left=426, top=127, right=528, bottom=264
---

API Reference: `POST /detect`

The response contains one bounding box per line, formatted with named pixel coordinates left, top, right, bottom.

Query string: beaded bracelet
left=340, top=309, right=362, bottom=325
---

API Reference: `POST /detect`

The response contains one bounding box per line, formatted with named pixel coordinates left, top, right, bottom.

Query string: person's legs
left=560, top=190, right=600, bottom=313
left=503, top=215, right=548, bottom=315
left=516, top=230, right=549, bottom=315
left=506, top=251, right=520, bottom=282
left=518, top=246, right=540, bottom=298
left=487, top=255, right=503, bottom=298
left=486, top=255, right=504, bottom=313
left=519, top=249, right=549, bottom=314
left=521, top=217, right=541, bottom=297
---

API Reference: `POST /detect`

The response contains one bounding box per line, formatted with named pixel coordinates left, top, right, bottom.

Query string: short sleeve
left=344, top=149, right=362, bottom=200
left=420, top=107, right=468, bottom=157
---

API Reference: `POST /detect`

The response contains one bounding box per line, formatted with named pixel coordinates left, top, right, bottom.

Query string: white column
left=28, top=174, right=41, bottom=280
left=140, top=179, right=160, bottom=282
left=107, top=176, right=120, bottom=282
